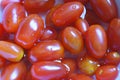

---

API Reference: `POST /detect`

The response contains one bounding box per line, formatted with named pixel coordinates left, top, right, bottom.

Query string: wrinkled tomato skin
left=107, top=18, right=120, bottom=51
left=31, top=61, right=68, bottom=80
left=95, top=65, right=118, bottom=80
left=68, top=73, right=92, bottom=80
left=52, top=2, right=84, bottom=27
left=85, top=25, right=107, bottom=59
left=1, top=62, right=27, bottom=80
left=40, top=27, right=57, bottom=41
left=89, top=0, right=117, bottom=22
left=75, top=18, right=89, bottom=36
left=2, top=3, right=26, bottom=33
left=61, top=27, right=84, bottom=54
left=1, top=0, right=21, bottom=9
left=0, top=41, right=24, bottom=62
left=15, top=14, right=44, bottom=49
left=24, top=0, right=55, bottom=13
left=28, top=40, right=64, bottom=63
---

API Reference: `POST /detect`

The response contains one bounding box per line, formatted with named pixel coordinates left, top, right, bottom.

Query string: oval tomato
left=15, top=14, right=44, bottom=49
left=61, top=27, right=84, bottom=54
left=24, top=0, right=55, bottom=13
left=52, top=2, right=84, bottom=27
left=28, top=40, right=64, bottom=63
left=95, top=65, right=118, bottom=80
left=0, top=41, right=24, bottom=62
left=89, top=0, right=117, bottom=22
left=1, top=62, right=27, bottom=80
left=2, top=2, right=26, bottom=33
left=107, top=18, right=120, bottom=51
left=85, top=25, right=107, bottom=59
left=31, top=61, right=68, bottom=80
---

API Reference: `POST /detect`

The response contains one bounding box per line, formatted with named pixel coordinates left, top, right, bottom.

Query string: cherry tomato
left=0, top=41, right=24, bottom=62
left=95, top=65, right=118, bottom=80
left=40, top=26, right=57, bottom=41
left=62, top=58, right=76, bottom=74
left=61, top=27, right=84, bottom=54
left=30, top=61, right=68, bottom=80
left=75, top=18, right=89, bottom=35
left=1, top=62, right=27, bottom=80
left=68, top=73, right=92, bottom=80
left=52, top=2, right=84, bottom=27
left=2, top=2, right=26, bottom=33
left=105, top=51, right=120, bottom=65
left=24, top=0, right=55, bottom=13
left=89, top=0, right=117, bottom=22
left=1, top=0, right=21, bottom=9
left=78, top=56, right=100, bottom=75
left=28, top=40, right=64, bottom=63
left=15, top=14, right=44, bottom=49
left=85, top=25, right=107, bottom=59
left=107, top=18, right=120, bottom=51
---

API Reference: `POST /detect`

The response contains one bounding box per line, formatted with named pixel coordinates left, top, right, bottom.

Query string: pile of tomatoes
left=0, top=0, right=120, bottom=80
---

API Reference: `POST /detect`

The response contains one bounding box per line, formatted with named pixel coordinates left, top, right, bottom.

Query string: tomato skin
left=0, top=41, right=24, bottom=62
left=52, top=2, right=84, bottom=27
left=89, top=0, right=117, bottom=22
left=64, top=0, right=89, bottom=4
left=85, top=25, right=107, bottom=59
left=68, top=73, right=92, bottom=80
left=1, top=0, right=21, bottom=9
left=105, top=51, right=120, bottom=65
left=24, top=0, right=55, bottom=13
left=95, top=65, right=118, bottom=80
left=2, top=2, right=26, bottom=33
left=31, top=61, right=68, bottom=80
left=62, top=58, right=76, bottom=74
left=78, top=56, right=100, bottom=75
left=61, top=27, right=84, bottom=54
left=15, top=14, right=44, bottom=49
left=107, top=18, right=120, bottom=51
left=28, top=40, right=64, bottom=63
left=75, top=18, right=89, bottom=35
left=0, top=56, right=6, bottom=68
left=40, top=27, right=57, bottom=41
left=1, top=62, right=27, bottom=80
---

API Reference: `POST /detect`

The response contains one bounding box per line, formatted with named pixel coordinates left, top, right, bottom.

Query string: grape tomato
left=0, top=0, right=120, bottom=80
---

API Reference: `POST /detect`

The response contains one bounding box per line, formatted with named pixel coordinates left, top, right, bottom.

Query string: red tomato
left=2, top=2, right=26, bottom=33
left=1, top=0, right=21, bottom=9
left=52, top=2, right=84, bottom=27
left=75, top=18, right=89, bottom=35
left=28, top=40, right=64, bottom=63
left=0, top=41, right=24, bottom=62
left=107, top=18, right=120, bottom=51
left=89, top=0, right=117, bottom=22
left=62, top=58, right=76, bottom=74
left=30, top=61, right=68, bottom=80
left=105, top=51, right=120, bottom=65
left=95, top=65, right=118, bottom=80
left=68, top=73, right=92, bottom=80
left=85, top=25, right=107, bottom=59
left=40, top=26, right=57, bottom=41
left=78, top=56, right=100, bottom=75
left=1, top=62, right=27, bottom=80
left=61, top=27, right=84, bottom=54
left=15, top=14, right=44, bottom=49
left=24, top=0, right=55, bottom=13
